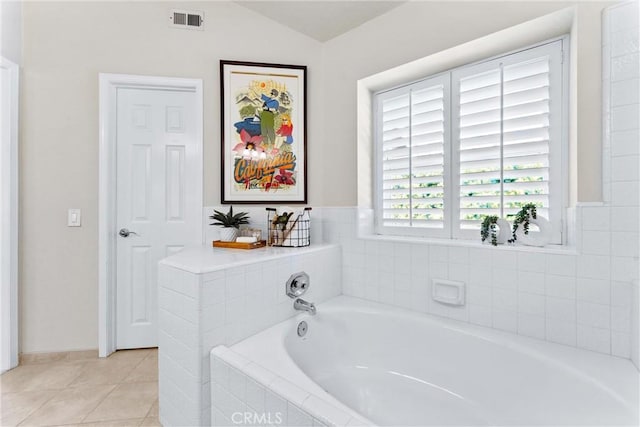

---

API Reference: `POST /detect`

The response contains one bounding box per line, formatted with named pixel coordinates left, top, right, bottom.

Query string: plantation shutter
left=374, top=38, right=565, bottom=243
left=376, top=75, right=450, bottom=236
left=456, top=65, right=503, bottom=229
left=452, top=41, right=563, bottom=241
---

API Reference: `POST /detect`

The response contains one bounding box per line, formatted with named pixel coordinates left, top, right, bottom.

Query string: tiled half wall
left=158, top=245, right=342, bottom=426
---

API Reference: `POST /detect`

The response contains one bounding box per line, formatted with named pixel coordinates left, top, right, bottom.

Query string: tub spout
left=294, top=298, right=316, bottom=315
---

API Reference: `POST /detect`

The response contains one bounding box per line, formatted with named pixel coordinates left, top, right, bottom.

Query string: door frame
left=0, top=57, right=19, bottom=373
left=98, top=73, right=203, bottom=357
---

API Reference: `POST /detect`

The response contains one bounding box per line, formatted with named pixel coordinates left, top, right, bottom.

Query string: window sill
left=358, top=233, right=578, bottom=255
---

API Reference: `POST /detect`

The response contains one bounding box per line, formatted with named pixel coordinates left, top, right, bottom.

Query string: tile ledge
left=357, top=234, right=578, bottom=255
left=160, top=243, right=340, bottom=274
left=575, top=201, right=606, bottom=207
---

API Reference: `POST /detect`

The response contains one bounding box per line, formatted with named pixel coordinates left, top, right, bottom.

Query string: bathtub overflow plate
left=297, top=321, right=308, bottom=337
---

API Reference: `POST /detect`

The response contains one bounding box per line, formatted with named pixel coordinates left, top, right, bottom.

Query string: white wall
left=20, top=1, right=323, bottom=353
left=1, top=0, right=22, bottom=65
left=321, top=0, right=613, bottom=206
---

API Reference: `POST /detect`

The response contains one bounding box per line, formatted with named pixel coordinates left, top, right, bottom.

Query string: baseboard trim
left=19, top=349, right=99, bottom=365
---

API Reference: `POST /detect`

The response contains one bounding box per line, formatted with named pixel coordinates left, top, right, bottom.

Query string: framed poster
left=220, top=60, right=307, bottom=203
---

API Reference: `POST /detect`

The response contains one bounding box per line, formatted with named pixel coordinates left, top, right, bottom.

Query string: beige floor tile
left=106, top=350, right=154, bottom=363
left=68, top=350, right=100, bottom=362
left=0, top=362, right=84, bottom=393
left=139, top=417, right=161, bottom=426
left=0, top=390, right=57, bottom=426
left=123, top=355, right=157, bottom=384
left=145, top=400, right=158, bottom=418
left=83, top=382, right=157, bottom=423
left=19, top=353, right=69, bottom=365
left=2, top=348, right=160, bottom=427
left=18, top=384, right=115, bottom=426
left=19, top=350, right=98, bottom=366
left=73, top=418, right=144, bottom=426
left=69, top=359, right=141, bottom=387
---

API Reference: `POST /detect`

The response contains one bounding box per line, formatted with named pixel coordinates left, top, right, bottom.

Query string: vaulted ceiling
left=236, top=1, right=406, bottom=42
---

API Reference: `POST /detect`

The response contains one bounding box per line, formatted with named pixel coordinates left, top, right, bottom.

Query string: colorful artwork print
left=231, top=81, right=296, bottom=191
left=221, top=61, right=307, bottom=203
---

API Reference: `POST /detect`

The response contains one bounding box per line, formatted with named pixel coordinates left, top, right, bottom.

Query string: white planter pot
left=515, top=215, right=551, bottom=247
left=496, top=218, right=511, bottom=244
left=482, top=218, right=511, bottom=245
left=219, top=227, right=238, bottom=242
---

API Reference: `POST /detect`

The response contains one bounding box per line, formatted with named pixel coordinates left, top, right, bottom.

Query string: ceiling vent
left=169, top=9, right=204, bottom=30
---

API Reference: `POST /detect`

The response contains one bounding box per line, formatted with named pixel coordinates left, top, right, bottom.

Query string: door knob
left=119, top=228, right=139, bottom=238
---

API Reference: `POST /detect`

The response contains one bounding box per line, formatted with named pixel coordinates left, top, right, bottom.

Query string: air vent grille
left=187, top=14, right=202, bottom=27
left=173, top=12, right=186, bottom=26
left=169, top=9, right=204, bottom=30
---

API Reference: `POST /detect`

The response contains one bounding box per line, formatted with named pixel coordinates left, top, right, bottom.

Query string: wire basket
left=266, top=207, right=311, bottom=247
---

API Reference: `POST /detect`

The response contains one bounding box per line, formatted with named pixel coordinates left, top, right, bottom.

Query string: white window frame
left=374, top=36, right=569, bottom=244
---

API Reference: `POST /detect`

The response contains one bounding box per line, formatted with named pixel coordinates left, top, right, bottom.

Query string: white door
left=116, top=87, right=201, bottom=349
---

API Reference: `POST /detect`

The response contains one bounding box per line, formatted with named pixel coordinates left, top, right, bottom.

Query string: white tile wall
left=611, top=130, right=640, bottom=156
left=158, top=244, right=342, bottom=426
left=603, top=0, right=640, bottom=369
left=210, top=347, right=370, bottom=427
left=632, top=281, right=640, bottom=364
left=318, top=201, right=638, bottom=363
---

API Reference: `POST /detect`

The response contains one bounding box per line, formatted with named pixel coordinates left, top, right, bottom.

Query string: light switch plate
left=68, top=209, right=81, bottom=227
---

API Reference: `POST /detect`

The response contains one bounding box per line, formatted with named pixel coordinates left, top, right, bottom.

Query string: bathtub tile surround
left=158, top=244, right=341, bottom=426
left=603, top=0, right=640, bottom=368
left=320, top=204, right=638, bottom=361
left=210, top=347, right=369, bottom=427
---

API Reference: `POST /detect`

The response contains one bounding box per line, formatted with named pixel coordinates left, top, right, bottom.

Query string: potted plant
left=481, top=215, right=500, bottom=246
left=508, top=203, right=552, bottom=247
left=210, top=206, right=250, bottom=242
left=481, top=215, right=511, bottom=246
left=508, top=203, right=538, bottom=243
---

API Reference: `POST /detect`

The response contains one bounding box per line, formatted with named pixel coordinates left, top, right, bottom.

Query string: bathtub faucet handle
left=286, top=272, right=310, bottom=298
left=293, top=298, right=316, bottom=315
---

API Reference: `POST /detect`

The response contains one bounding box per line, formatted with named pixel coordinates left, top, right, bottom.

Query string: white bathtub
left=227, top=296, right=639, bottom=426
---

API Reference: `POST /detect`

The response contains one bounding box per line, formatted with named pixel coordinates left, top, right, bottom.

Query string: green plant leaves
left=480, top=215, right=500, bottom=246
left=209, top=206, right=250, bottom=229
left=508, top=203, right=538, bottom=243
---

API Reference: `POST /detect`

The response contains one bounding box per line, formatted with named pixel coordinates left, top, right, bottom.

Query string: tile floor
left=0, top=349, right=160, bottom=427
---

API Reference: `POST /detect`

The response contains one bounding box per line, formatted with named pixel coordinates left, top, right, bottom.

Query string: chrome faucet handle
left=286, top=272, right=310, bottom=298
